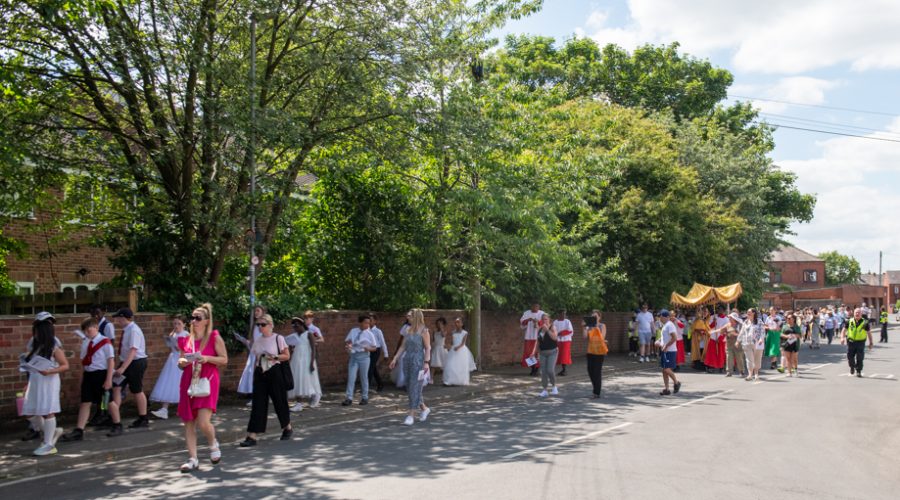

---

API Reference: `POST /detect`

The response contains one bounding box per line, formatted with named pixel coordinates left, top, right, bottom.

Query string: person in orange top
left=582, top=310, right=609, bottom=399
left=691, top=308, right=711, bottom=370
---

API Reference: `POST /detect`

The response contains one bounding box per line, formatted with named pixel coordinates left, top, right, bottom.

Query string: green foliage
left=818, top=251, right=862, bottom=286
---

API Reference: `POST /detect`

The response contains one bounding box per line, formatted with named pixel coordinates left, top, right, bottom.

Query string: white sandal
left=210, top=441, right=221, bottom=465
left=180, top=457, right=199, bottom=473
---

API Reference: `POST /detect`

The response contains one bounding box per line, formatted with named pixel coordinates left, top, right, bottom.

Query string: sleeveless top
left=587, top=325, right=608, bottom=355
left=537, top=328, right=557, bottom=351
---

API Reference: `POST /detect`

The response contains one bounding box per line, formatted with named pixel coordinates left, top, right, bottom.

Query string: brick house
left=765, top=246, right=825, bottom=290
left=762, top=246, right=887, bottom=310
left=3, top=214, right=119, bottom=295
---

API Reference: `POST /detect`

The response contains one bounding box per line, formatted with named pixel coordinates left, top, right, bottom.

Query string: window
left=60, top=283, right=98, bottom=297
left=894, top=286, right=899, bottom=295
left=803, top=270, right=817, bottom=283
left=762, top=271, right=771, bottom=284
left=15, top=281, right=34, bottom=295
left=772, top=270, right=782, bottom=283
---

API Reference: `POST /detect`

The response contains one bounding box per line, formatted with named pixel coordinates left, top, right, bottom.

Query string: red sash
left=83, top=337, right=111, bottom=366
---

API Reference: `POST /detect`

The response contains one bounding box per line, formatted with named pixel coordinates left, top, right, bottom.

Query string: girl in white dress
left=288, top=318, right=324, bottom=412
left=150, top=316, right=190, bottom=419
left=442, top=318, right=477, bottom=386
left=238, top=306, right=266, bottom=403
left=430, top=317, right=448, bottom=373
left=391, top=313, right=412, bottom=388
left=22, top=312, right=69, bottom=456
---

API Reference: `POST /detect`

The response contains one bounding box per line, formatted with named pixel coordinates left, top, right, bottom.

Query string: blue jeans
left=345, top=352, right=371, bottom=400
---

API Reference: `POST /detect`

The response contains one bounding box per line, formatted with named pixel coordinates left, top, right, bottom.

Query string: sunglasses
left=191, top=315, right=204, bottom=322
left=256, top=322, right=269, bottom=327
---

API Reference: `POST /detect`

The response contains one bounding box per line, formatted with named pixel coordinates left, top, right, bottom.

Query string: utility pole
left=879, top=250, right=884, bottom=310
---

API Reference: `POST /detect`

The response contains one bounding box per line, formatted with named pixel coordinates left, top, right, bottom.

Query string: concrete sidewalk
left=0, top=353, right=655, bottom=483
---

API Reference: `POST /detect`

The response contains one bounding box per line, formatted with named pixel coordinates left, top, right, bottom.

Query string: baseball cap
left=112, top=307, right=134, bottom=319
left=34, top=311, right=56, bottom=323
left=659, top=309, right=670, bottom=317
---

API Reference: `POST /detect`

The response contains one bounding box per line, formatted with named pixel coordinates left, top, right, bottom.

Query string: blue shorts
left=660, top=351, right=677, bottom=369
left=638, top=331, right=653, bottom=345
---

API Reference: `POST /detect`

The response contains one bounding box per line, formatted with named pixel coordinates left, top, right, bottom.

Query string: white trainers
left=550, top=387, right=559, bottom=396
left=310, top=395, right=321, bottom=408
left=33, top=443, right=57, bottom=456
left=245, top=400, right=253, bottom=407
left=151, top=408, right=169, bottom=420
left=538, top=390, right=548, bottom=398
left=290, top=402, right=304, bottom=413
left=403, top=416, right=414, bottom=426
left=419, top=407, right=431, bottom=422
left=639, top=357, right=645, bottom=363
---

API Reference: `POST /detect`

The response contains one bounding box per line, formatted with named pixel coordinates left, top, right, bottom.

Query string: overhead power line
left=760, top=122, right=900, bottom=144
left=730, top=94, right=899, bottom=117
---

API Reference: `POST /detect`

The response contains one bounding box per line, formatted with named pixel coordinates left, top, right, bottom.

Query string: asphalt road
left=2, top=337, right=897, bottom=500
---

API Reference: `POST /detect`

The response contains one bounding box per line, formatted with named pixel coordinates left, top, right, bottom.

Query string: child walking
left=22, top=312, right=70, bottom=455
left=150, top=315, right=190, bottom=419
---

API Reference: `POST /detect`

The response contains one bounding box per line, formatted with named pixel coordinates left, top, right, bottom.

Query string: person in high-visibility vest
left=842, top=308, right=874, bottom=377
left=879, top=307, right=888, bottom=343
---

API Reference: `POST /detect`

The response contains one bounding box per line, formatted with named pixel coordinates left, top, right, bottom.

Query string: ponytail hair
left=190, top=303, right=214, bottom=338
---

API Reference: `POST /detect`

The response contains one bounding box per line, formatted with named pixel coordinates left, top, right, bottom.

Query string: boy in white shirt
left=108, top=308, right=149, bottom=436
left=61, top=317, right=115, bottom=442
left=656, top=310, right=681, bottom=396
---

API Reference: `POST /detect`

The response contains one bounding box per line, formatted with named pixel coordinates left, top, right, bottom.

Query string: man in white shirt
left=108, top=308, right=149, bottom=436
left=343, top=315, right=378, bottom=406
left=368, top=313, right=390, bottom=392
left=520, top=302, right=544, bottom=376
left=656, top=310, right=681, bottom=395
left=635, top=304, right=655, bottom=363
left=87, top=304, right=115, bottom=427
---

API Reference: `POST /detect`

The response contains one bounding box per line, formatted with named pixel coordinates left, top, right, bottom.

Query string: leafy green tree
left=818, top=251, right=862, bottom=286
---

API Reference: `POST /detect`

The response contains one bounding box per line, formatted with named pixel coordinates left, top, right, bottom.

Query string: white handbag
left=186, top=333, right=212, bottom=398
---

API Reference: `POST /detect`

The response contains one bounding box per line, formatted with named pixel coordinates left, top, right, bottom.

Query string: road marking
left=502, top=422, right=633, bottom=459
left=668, top=390, right=733, bottom=410
left=869, top=374, right=880, bottom=378
left=887, top=374, right=895, bottom=379
left=807, top=363, right=830, bottom=371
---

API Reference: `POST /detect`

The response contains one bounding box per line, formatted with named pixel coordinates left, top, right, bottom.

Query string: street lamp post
left=247, top=13, right=260, bottom=335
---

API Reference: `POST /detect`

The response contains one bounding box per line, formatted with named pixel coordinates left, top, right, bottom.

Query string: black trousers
left=369, top=348, right=383, bottom=389
left=248, top=366, right=291, bottom=434
left=587, top=354, right=605, bottom=395
left=881, top=324, right=888, bottom=342
left=847, top=340, right=866, bottom=373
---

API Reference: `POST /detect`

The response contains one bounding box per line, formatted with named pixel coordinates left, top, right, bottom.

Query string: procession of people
left=12, top=297, right=885, bottom=471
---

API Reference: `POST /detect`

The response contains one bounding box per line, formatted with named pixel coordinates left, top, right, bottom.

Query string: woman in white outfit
left=430, top=317, right=448, bottom=374
left=288, top=317, right=324, bottom=412
left=150, top=315, right=190, bottom=419
left=442, top=317, right=477, bottom=386
left=238, top=306, right=266, bottom=403
left=22, top=312, right=70, bottom=456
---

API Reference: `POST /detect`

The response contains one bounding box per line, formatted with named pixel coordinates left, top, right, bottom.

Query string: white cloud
left=779, top=119, right=900, bottom=270
left=732, top=77, right=840, bottom=113
left=579, top=0, right=900, bottom=74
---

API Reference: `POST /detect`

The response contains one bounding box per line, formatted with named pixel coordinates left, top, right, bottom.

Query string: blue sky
left=496, top=0, right=900, bottom=273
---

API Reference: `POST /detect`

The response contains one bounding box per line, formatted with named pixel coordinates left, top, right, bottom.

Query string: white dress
left=430, top=331, right=448, bottom=368
left=287, top=331, right=323, bottom=399
left=22, top=345, right=62, bottom=416
left=150, top=331, right=189, bottom=404
left=442, top=330, right=476, bottom=386
left=238, top=327, right=262, bottom=394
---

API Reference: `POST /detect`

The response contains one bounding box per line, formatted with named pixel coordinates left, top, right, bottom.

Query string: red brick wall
left=0, top=309, right=634, bottom=419
left=3, top=217, right=119, bottom=294
left=768, top=261, right=826, bottom=290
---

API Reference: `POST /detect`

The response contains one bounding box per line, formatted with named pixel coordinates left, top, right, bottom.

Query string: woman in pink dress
left=177, top=303, right=228, bottom=473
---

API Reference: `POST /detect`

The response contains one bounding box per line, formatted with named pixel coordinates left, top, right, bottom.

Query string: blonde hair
left=190, top=303, right=214, bottom=339
left=409, top=308, right=425, bottom=335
